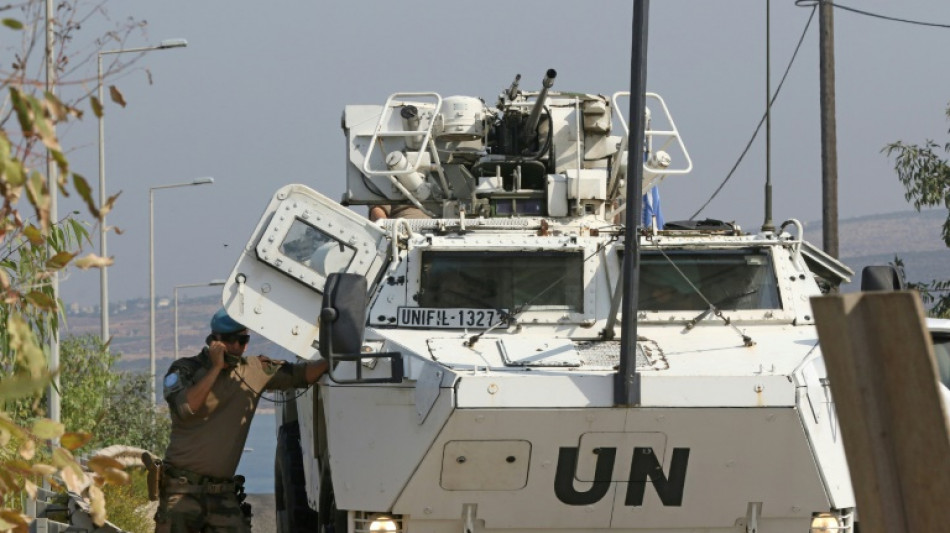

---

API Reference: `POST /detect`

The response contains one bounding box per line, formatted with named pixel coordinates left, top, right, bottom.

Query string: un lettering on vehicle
left=397, top=307, right=506, bottom=329
left=554, top=432, right=690, bottom=507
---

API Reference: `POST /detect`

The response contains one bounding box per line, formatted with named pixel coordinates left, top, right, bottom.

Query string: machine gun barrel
left=521, top=69, right=557, bottom=143
left=505, top=74, right=521, bottom=101
left=498, top=73, right=522, bottom=108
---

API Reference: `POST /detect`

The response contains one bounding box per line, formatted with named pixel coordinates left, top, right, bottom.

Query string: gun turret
left=520, top=69, right=557, bottom=144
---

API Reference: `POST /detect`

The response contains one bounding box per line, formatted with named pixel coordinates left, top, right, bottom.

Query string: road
left=247, top=494, right=276, bottom=533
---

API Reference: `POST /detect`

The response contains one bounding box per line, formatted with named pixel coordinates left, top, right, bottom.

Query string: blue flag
left=643, top=186, right=663, bottom=228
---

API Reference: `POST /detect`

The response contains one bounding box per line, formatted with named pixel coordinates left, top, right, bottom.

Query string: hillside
left=806, top=208, right=947, bottom=290
left=63, top=295, right=292, bottom=373
left=809, top=208, right=946, bottom=258
left=62, top=209, right=947, bottom=373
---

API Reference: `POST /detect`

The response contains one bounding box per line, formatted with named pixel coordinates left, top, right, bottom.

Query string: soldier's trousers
left=154, top=490, right=249, bottom=533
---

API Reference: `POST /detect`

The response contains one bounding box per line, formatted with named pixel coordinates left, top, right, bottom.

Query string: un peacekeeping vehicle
left=221, top=71, right=863, bottom=533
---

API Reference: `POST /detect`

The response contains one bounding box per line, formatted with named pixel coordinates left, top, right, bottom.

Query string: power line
left=796, top=0, right=950, bottom=30
left=692, top=0, right=948, bottom=219
left=690, top=5, right=817, bottom=221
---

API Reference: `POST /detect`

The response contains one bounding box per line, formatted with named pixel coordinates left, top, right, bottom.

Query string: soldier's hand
left=208, top=340, right=228, bottom=369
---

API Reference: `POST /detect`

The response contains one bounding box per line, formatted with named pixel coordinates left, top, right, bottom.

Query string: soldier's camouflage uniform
left=156, top=349, right=309, bottom=533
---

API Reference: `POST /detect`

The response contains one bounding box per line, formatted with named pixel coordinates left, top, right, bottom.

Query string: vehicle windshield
left=638, top=249, right=781, bottom=311
left=419, top=251, right=584, bottom=312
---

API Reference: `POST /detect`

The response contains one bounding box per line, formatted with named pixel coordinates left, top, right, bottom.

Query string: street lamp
left=174, top=279, right=226, bottom=360
left=98, top=38, right=188, bottom=344
left=149, top=177, right=213, bottom=406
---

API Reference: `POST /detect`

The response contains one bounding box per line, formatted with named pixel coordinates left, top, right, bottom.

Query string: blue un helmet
left=210, top=307, right=245, bottom=334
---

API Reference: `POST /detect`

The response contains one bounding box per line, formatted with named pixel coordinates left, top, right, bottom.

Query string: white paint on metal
left=440, top=440, right=531, bottom=491
left=221, top=184, right=388, bottom=358
left=393, top=408, right=828, bottom=530
left=415, top=362, right=444, bottom=424
left=324, top=385, right=454, bottom=512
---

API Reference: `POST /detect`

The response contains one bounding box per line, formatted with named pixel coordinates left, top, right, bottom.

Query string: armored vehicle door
left=221, top=184, right=388, bottom=358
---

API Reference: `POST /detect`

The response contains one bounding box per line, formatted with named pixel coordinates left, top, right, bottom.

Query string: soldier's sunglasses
left=221, top=333, right=251, bottom=345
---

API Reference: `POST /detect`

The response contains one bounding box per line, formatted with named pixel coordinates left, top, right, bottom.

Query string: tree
left=57, top=335, right=119, bottom=435
left=57, top=335, right=170, bottom=454
left=1, top=0, right=149, bottom=376
left=883, top=104, right=950, bottom=318
left=0, top=2, right=154, bottom=529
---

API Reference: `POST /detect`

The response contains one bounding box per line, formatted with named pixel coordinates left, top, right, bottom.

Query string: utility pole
left=819, top=1, right=839, bottom=258
left=617, top=0, right=650, bottom=407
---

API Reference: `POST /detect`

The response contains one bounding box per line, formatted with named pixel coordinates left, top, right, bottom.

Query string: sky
left=41, top=0, right=950, bottom=308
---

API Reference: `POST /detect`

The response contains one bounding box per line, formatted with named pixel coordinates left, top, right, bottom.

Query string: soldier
left=155, top=308, right=328, bottom=532
left=368, top=204, right=430, bottom=221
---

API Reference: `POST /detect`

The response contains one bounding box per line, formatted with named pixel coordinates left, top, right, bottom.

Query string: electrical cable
left=689, top=5, right=817, bottom=220
left=796, top=0, right=950, bottom=30
left=234, top=362, right=316, bottom=404
left=521, top=106, right=554, bottom=161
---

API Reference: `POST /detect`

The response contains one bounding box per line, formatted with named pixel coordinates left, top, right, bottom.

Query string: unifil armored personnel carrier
left=222, top=71, right=863, bottom=532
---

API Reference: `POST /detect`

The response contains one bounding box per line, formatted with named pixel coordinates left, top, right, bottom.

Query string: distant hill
left=808, top=208, right=945, bottom=258
left=63, top=209, right=947, bottom=372
left=804, top=209, right=947, bottom=291
left=63, top=294, right=294, bottom=374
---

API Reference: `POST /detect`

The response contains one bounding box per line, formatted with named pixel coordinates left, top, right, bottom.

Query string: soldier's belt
left=163, top=466, right=236, bottom=494
left=163, top=476, right=236, bottom=495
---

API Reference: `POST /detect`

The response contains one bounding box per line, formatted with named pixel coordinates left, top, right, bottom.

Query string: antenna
left=762, top=0, right=775, bottom=233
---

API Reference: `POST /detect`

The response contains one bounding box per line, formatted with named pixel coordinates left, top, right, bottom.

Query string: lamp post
left=174, top=279, right=226, bottom=360
left=45, top=0, right=59, bottom=428
left=98, top=38, right=188, bottom=344
left=149, top=177, right=214, bottom=406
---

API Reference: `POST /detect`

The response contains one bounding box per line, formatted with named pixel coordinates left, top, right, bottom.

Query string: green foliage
left=102, top=469, right=153, bottom=533
left=0, top=220, right=92, bottom=425
left=13, top=334, right=171, bottom=455
left=0, top=314, right=56, bottom=422
left=7, top=333, right=170, bottom=529
left=883, top=104, right=950, bottom=318
left=1, top=18, right=23, bottom=30
left=883, top=139, right=950, bottom=245
left=59, top=336, right=119, bottom=434
left=892, top=257, right=950, bottom=318
left=93, top=372, right=171, bottom=455
left=919, top=280, right=950, bottom=319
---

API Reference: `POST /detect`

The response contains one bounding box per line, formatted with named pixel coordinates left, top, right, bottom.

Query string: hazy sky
left=50, top=0, right=950, bottom=307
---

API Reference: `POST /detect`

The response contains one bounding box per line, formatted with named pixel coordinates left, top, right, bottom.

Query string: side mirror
left=861, top=265, right=905, bottom=292
left=319, top=273, right=404, bottom=384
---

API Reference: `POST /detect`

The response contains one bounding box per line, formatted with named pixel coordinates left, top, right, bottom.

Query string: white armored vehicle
left=222, top=71, right=864, bottom=532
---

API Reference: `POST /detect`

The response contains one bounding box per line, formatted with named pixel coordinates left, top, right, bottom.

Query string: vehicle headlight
left=368, top=515, right=398, bottom=532
left=810, top=513, right=842, bottom=532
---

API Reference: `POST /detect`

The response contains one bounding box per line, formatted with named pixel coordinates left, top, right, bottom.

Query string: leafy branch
left=883, top=103, right=950, bottom=317
left=0, top=1, right=156, bottom=528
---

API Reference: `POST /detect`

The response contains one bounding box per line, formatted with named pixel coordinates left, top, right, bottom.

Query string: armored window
left=277, top=219, right=356, bottom=279
left=419, top=251, right=584, bottom=312
left=637, top=249, right=781, bottom=311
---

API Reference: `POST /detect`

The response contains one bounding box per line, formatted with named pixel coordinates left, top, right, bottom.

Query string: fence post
left=811, top=291, right=950, bottom=533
